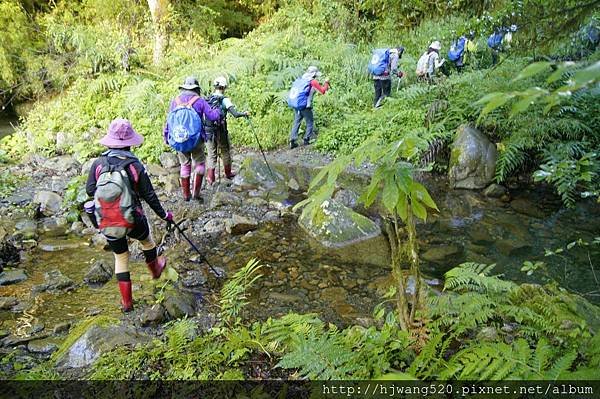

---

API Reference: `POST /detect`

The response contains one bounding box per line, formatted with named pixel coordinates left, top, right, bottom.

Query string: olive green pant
left=205, top=127, right=232, bottom=169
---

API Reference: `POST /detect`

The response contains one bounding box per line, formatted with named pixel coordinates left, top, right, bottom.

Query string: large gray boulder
left=449, top=125, right=498, bottom=190
left=299, top=199, right=391, bottom=267
left=33, top=191, right=63, bottom=217
left=55, top=321, right=151, bottom=370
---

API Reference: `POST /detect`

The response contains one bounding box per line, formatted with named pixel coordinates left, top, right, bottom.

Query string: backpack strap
left=186, top=95, right=200, bottom=108
left=95, top=156, right=140, bottom=191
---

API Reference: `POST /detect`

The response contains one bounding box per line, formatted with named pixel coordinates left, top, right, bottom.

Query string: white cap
left=213, top=76, right=228, bottom=88
left=429, top=41, right=441, bottom=50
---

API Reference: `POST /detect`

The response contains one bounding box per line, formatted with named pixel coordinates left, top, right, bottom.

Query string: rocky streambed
left=0, top=145, right=599, bottom=377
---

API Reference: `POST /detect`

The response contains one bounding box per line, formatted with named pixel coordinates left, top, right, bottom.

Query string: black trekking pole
left=246, top=118, right=276, bottom=180
left=168, top=220, right=223, bottom=277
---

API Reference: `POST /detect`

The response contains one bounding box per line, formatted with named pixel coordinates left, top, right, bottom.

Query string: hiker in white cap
left=416, top=41, right=445, bottom=82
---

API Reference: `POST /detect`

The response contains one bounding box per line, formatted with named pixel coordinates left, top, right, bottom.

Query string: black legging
left=373, top=79, right=392, bottom=106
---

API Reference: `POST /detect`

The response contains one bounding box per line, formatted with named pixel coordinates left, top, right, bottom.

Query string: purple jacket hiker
left=163, top=90, right=222, bottom=144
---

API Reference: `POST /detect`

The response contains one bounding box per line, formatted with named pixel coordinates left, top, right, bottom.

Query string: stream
left=0, top=148, right=599, bottom=372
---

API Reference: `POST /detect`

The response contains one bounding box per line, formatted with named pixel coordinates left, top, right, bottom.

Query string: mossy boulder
left=449, top=125, right=498, bottom=190
left=299, top=199, right=390, bottom=267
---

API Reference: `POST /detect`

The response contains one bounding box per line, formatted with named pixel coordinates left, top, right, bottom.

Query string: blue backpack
left=368, top=48, right=390, bottom=76
left=448, top=37, right=466, bottom=61
left=287, top=77, right=312, bottom=110
left=487, top=32, right=504, bottom=49
left=166, top=96, right=202, bottom=153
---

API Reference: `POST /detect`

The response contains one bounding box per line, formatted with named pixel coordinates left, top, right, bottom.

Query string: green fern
left=219, top=258, right=263, bottom=325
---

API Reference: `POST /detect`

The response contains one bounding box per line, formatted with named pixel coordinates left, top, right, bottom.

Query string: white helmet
left=213, top=76, right=228, bottom=88
left=429, top=41, right=442, bottom=51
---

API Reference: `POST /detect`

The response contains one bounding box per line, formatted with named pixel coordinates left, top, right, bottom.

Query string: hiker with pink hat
left=85, top=118, right=174, bottom=312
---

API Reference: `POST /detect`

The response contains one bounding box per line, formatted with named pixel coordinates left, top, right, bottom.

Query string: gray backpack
left=93, top=156, right=138, bottom=239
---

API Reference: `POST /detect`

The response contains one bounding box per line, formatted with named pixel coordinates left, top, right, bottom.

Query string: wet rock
left=421, top=244, right=463, bottom=263
left=159, top=152, right=179, bottom=169
left=39, top=239, right=88, bottom=252
left=287, top=178, right=300, bottom=191
left=0, top=269, right=27, bottom=286
left=15, top=219, right=38, bottom=239
left=69, top=221, right=85, bottom=235
left=477, top=326, right=499, bottom=342
left=181, top=270, right=207, bottom=288
left=210, top=191, right=242, bottom=208
left=510, top=198, right=546, bottom=219
left=55, top=323, right=151, bottom=370
left=468, top=224, right=494, bottom=244
left=449, top=125, right=498, bottom=189
left=53, top=322, right=71, bottom=335
left=42, top=155, right=80, bottom=173
left=83, top=261, right=113, bottom=287
left=91, top=233, right=108, bottom=248
left=2, top=333, right=49, bottom=347
left=164, top=291, right=196, bottom=319
left=80, top=158, right=97, bottom=176
left=39, top=217, right=69, bottom=238
left=496, top=239, right=531, bottom=256
left=27, top=337, right=60, bottom=355
left=483, top=184, right=507, bottom=198
left=261, top=210, right=280, bottom=222
left=202, top=219, right=226, bottom=234
left=161, top=174, right=180, bottom=193
left=33, top=191, right=63, bottom=217
left=320, top=287, right=348, bottom=302
left=333, top=189, right=360, bottom=209
left=11, top=300, right=31, bottom=312
left=0, top=296, right=18, bottom=310
left=146, top=163, right=168, bottom=177
left=32, top=270, right=76, bottom=293
left=194, top=313, right=217, bottom=332
left=237, top=157, right=283, bottom=189
left=226, top=214, right=258, bottom=235
left=270, top=292, right=302, bottom=303
left=139, top=304, right=165, bottom=327
left=0, top=241, right=20, bottom=268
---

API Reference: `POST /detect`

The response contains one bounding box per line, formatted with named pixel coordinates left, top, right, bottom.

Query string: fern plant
left=219, top=258, right=263, bottom=326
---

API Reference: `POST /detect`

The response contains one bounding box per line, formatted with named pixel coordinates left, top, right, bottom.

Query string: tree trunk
left=147, top=0, right=169, bottom=66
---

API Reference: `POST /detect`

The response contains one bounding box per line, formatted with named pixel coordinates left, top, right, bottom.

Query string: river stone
left=15, top=219, right=38, bottom=239
left=449, top=125, right=498, bottom=190
left=287, top=178, right=300, bottom=191
left=146, top=163, right=168, bottom=177
left=320, top=287, right=348, bottom=302
left=421, top=244, right=463, bottom=263
left=269, top=292, right=302, bottom=303
left=42, top=155, right=80, bottom=173
left=39, top=239, right=88, bottom=252
left=468, top=224, right=494, bottom=244
left=226, top=214, right=258, bottom=235
left=32, top=270, right=76, bottom=293
left=210, top=191, right=242, bottom=208
left=237, top=156, right=282, bottom=189
left=84, top=261, right=113, bottom=286
left=263, top=210, right=281, bottom=222
left=202, top=219, right=227, bottom=234
left=483, top=184, right=507, bottom=198
left=161, top=173, right=180, bottom=193
left=55, top=324, right=151, bottom=370
left=0, top=241, right=20, bottom=268
left=477, top=326, right=499, bottom=342
left=246, top=197, right=269, bottom=207
left=510, top=198, right=546, bottom=219
left=0, top=296, right=18, bottom=310
left=181, top=270, right=207, bottom=288
left=40, top=217, right=69, bottom=238
left=53, top=322, right=71, bottom=334
left=159, top=152, right=179, bottom=169
left=333, top=189, right=360, bottom=209
left=496, top=239, right=531, bottom=256
left=33, top=191, right=63, bottom=217
left=28, top=337, right=60, bottom=355
left=139, top=304, right=165, bottom=327
left=80, top=158, right=97, bottom=176
left=298, top=199, right=379, bottom=248
left=164, top=291, right=196, bottom=319
left=0, top=269, right=27, bottom=286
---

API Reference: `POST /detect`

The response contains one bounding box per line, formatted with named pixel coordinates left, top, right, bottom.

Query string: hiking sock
left=116, top=272, right=131, bottom=282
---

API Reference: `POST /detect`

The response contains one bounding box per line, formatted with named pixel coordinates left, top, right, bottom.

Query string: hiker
left=416, top=41, right=445, bottom=82
left=86, top=118, right=174, bottom=312
left=164, top=76, right=222, bottom=201
left=369, top=46, right=404, bottom=107
left=287, top=66, right=330, bottom=149
left=488, top=26, right=515, bottom=65
left=204, top=76, right=250, bottom=184
left=447, top=34, right=474, bottom=72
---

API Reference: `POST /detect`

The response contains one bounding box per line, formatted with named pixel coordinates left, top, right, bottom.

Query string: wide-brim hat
left=179, top=76, right=200, bottom=91
left=99, top=118, right=144, bottom=148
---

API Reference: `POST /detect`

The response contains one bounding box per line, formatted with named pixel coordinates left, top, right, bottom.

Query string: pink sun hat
left=99, top=118, right=144, bottom=148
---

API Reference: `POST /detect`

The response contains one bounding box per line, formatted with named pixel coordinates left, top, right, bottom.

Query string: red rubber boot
left=146, top=255, right=167, bottom=279
left=224, top=164, right=236, bottom=179
left=192, top=174, right=204, bottom=200
left=118, top=281, right=133, bottom=312
left=180, top=177, right=191, bottom=201
left=206, top=168, right=216, bottom=185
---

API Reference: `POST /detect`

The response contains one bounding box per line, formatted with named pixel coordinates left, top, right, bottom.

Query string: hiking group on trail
left=84, top=26, right=519, bottom=313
